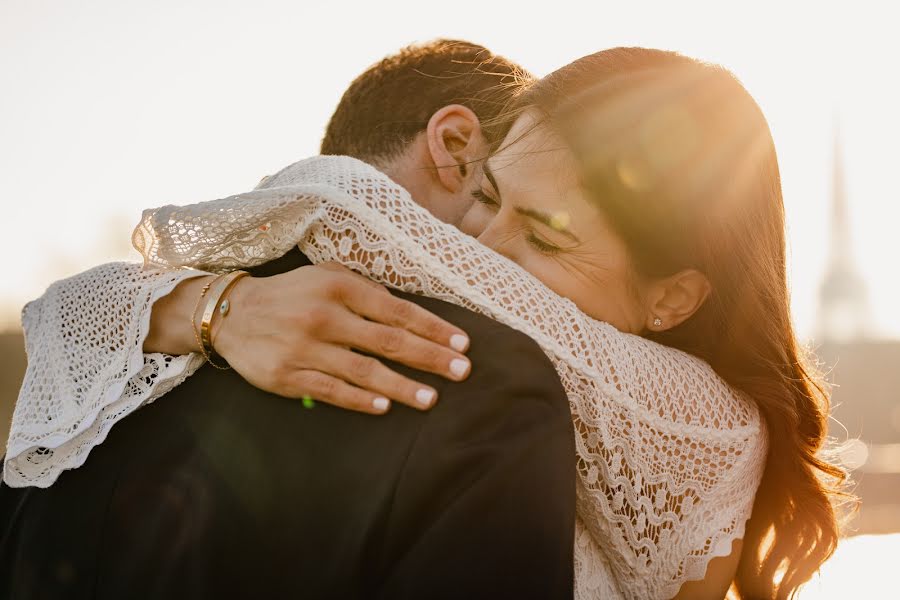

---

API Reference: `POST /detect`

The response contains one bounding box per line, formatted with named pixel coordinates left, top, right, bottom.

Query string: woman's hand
left=203, top=263, right=471, bottom=414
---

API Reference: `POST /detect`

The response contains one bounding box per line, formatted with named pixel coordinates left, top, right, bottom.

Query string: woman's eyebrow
left=514, top=207, right=582, bottom=244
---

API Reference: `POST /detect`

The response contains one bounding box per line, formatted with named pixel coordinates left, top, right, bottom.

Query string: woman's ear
left=425, top=104, right=484, bottom=193
left=645, top=269, right=711, bottom=332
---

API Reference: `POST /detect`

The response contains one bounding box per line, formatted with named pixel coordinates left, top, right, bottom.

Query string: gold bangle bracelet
left=209, top=272, right=246, bottom=352
left=190, top=275, right=219, bottom=361
left=199, top=270, right=249, bottom=367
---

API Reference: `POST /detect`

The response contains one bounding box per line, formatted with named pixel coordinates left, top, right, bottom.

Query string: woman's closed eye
left=526, top=232, right=563, bottom=255
left=473, top=188, right=565, bottom=255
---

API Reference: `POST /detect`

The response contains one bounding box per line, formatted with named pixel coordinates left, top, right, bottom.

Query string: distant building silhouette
left=816, top=125, right=870, bottom=342
left=810, top=126, right=900, bottom=534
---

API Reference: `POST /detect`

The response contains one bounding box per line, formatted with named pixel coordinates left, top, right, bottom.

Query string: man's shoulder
left=393, top=291, right=568, bottom=419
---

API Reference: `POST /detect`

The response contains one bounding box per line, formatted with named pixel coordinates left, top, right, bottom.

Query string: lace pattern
left=4, top=263, right=207, bottom=487
left=7, top=156, right=767, bottom=598
left=134, top=156, right=768, bottom=598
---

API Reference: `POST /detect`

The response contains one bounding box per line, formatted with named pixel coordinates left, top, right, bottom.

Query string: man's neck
left=370, top=142, right=446, bottom=221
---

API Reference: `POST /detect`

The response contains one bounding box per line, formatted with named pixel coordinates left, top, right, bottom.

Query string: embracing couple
left=1, top=40, right=846, bottom=599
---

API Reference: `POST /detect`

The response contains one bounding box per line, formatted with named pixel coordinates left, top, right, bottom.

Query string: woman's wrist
left=208, top=274, right=257, bottom=362
left=192, top=270, right=250, bottom=368
left=143, top=274, right=217, bottom=355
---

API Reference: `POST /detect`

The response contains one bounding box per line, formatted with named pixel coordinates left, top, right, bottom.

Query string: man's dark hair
left=320, top=39, right=531, bottom=164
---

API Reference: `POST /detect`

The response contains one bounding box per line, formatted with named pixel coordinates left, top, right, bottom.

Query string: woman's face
left=465, top=110, right=649, bottom=333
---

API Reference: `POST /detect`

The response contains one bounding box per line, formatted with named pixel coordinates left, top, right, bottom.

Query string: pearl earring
left=653, top=317, right=662, bottom=327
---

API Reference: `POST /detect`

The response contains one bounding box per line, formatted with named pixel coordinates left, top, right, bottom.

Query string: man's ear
left=644, top=269, right=711, bottom=332
left=425, top=104, right=484, bottom=193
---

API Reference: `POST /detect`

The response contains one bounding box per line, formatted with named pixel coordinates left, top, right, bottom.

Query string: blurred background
left=1, top=1, right=897, bottom=596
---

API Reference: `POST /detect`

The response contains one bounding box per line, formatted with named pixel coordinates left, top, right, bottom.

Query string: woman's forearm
left=143, top=274, right=215, bottom=354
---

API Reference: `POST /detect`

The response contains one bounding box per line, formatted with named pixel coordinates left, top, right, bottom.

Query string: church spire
left=816, top=122, right=869, bottom=342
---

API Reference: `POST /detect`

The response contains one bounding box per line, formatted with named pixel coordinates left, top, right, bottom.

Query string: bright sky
left=2, top=0, right=898, bottom=339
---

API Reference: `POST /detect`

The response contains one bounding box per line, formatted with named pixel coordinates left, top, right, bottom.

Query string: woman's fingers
left=284, top=369, right=393, bottom=415
left=334, top=317, right=471, bottom=383
left=340, top=278, right=470, bottom=353
left=316, top=346, right=440, bottom=411
left=220, top=262, right=473, bottom=415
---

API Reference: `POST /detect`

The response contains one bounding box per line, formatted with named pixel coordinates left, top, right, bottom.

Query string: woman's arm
left=5, top=257, right=472, bottom=488
left=134, top=156, right=767, bottom=598
left=142, top=263, right=472, bottom=414
left=143, top=274, right=212, bottom=355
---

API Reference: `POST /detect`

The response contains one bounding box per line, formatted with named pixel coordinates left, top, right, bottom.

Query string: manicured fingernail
left=416, top=388, right=436, bottom=407
left=449, top=358, right=470, bottom=379
left=450, top=334, right=469, bottom=352
left=373, top=397, right=390, bottom=412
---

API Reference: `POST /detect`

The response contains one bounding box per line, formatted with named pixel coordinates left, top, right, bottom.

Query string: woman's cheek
left=521, top=255, right=574, bottom=299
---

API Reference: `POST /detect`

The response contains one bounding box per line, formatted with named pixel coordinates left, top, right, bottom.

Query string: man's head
left=320, top=39, right=531, bottom=228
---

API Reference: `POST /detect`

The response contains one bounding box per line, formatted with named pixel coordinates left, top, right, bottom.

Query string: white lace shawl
left=5, top=156, right=767, bottom=599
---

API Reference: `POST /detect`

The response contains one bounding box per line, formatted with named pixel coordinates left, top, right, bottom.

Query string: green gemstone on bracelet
left=301, top=395, right=315, bottom=409
left=219, top=298, right=230, bottom=316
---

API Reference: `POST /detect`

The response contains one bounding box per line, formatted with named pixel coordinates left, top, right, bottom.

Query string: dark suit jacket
left=1, top=249, right=576, bottom=599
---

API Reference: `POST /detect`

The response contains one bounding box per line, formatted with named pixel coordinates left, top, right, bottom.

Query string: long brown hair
left=497, top=48, right=852, bottom=598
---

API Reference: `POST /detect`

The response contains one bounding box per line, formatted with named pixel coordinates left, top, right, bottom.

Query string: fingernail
left=449, top=334, right=469, bottom=352
left=416, top=388, right=436, bottom=408
left=449, top=358, right=470, bottom=379
left=373, top=397, right=390, bottom=412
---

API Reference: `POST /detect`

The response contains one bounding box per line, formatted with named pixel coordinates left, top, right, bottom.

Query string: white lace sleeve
left=3, top=262, right=208, bottom=488
left=134, top=155, right=768, bottom=598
